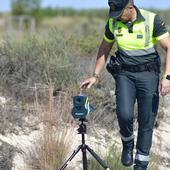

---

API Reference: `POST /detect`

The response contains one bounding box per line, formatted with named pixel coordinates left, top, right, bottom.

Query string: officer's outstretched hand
left=160, top=78, right=170, bottom=96
left=80, top=76, right=98, bottom=89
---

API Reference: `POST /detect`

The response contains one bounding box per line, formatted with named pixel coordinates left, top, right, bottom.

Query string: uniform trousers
left=115, top=70, right=159, bottom=167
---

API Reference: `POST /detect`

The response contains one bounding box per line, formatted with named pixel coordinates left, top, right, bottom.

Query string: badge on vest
left=118, top=27, right=122, bottom=33
left=116, top=27, right=123, bottom=37
left=137, top=34, right=143, bottom=39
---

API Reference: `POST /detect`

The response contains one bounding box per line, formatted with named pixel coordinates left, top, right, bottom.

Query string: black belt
left=121, top=62, right=160, bottom=73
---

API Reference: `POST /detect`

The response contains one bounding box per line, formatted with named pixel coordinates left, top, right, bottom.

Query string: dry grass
left=23, top=82, right=74, bottom=170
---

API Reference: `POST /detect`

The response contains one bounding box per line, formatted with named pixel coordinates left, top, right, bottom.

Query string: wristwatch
left=93, top=73, right=100, bottom=80
left=163, top=75, right=170, bottom=80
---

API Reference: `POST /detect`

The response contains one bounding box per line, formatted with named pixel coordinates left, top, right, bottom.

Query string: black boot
left=121, top=140, right=134, bottom=166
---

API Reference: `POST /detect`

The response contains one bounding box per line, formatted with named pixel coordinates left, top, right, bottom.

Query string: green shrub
left=0, top=29, right=77, bottom=99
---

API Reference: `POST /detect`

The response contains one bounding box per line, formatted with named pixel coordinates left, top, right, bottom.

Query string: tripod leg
left=82, top=144, right=88, bottom=170
left=86, top=145, right=110, bottom=170
left=59, top=145, right=81, bottom=170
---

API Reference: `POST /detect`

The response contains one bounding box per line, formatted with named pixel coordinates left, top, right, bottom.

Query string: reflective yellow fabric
left=109, top=9, right=156, bottom=52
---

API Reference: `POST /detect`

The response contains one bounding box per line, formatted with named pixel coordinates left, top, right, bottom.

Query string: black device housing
left=71, top=95, right=90, bottom=119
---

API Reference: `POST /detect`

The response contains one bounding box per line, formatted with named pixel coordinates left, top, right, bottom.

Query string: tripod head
left=77, top=118, right=87, bottom=134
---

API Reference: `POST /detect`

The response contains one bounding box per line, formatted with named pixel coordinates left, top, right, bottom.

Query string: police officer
left=80, top=0, right=170, bottom=169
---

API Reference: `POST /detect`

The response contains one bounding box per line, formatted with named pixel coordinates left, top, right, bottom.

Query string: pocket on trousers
left=152, top=92, right=159, bottom=116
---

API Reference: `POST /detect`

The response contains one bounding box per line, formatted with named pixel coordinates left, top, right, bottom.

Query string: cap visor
left=109, top=9, right=123, bottom=18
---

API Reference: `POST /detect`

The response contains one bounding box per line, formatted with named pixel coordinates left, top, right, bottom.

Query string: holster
left=106, top=56, right=121, bottom=76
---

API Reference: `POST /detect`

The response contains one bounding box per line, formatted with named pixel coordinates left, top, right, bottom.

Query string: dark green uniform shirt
left=104, top=7, right=169, bottom=65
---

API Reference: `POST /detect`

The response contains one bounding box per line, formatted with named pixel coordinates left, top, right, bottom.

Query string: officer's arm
left=153, top=15, right=170, bottom=95
left=94, top=39, right=114, bottom=75
left=160, top=36, right=170, bottom=75
left=160, top=36, right=170, bottom=76
left=80, top=39, right=114, bottom=89
left=159, top=35, right=170, bottom=96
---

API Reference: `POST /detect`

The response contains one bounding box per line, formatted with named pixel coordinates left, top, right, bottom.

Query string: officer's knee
left=116, top=108, right=133, bottom=124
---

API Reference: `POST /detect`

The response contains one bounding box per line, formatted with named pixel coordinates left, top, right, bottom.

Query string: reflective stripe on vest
left=109, top=9, right=157, bottom=56
left=120, top=134, right=134, bottom=142
left=109, top=18, right=114, bottom=34
left=118, top=46, right=156, bottom=56
left=142, top=10, right=150, bottom=47
left=135, top=154, right=150, bottom=162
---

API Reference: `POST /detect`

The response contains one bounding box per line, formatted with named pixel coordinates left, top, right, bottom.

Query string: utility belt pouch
left=106, top=56, right=121, bottom=76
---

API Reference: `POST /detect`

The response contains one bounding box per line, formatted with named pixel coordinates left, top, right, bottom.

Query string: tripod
left=59, top=118, right=110, bottom=170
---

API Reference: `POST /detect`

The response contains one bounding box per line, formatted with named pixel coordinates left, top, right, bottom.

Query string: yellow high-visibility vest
left=105, top=9, right=167, bottom=56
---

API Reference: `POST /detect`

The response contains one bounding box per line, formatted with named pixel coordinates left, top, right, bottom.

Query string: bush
left=0, top=29, right=77, bottom=99
left=21, top=84, right=72, bottom=170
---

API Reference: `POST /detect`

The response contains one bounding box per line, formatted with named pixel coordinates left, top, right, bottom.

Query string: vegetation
left=11, top=0, right=41, bottom=14
left=11, top=0, right=42, bottom=24
left=19, top=7, right=170, bottom=25
left=9, top=1, right=170, bottom=25
left=89, top=144, right=132, bottom=170
left=22, top=84, right=71, bottom=170
left=89, top=144, right=159, bottom=170
left=0, top=30, right=76, bottom=98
